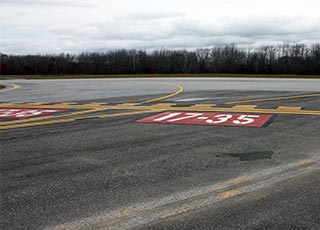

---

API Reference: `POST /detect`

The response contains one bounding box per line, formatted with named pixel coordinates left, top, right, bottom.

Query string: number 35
left=233, top=115, right=260, bottom=124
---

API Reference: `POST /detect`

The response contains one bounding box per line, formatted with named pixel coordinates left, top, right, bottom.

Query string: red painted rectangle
left=0, top=108, right=65, bottom=118
left=136, top=111, right=273, bottom=127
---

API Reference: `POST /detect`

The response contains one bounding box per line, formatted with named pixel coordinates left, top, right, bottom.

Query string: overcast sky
left=1, top=0, right=320, bottom=54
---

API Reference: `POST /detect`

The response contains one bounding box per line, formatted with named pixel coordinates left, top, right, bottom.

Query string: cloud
left=120, top=12, right=186, bottom=21
left=45, top=14, right=320, bottom=51
left=0, top=0, right=319, bottom=54
left=0, top=0, right=98, bottom=7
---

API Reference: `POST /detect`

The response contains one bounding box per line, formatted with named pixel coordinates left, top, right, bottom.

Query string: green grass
left=0, top=84, right=5, bottom=89
left=1, top=73, right=320, bottom=80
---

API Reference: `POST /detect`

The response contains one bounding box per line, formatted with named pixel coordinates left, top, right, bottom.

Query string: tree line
left=1, top=43, right=320, bottom=75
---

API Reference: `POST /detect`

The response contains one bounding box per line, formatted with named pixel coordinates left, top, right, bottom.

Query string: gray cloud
left=46, top=14, right=320, bottom=51
left=0, top=0, right=319, bottom=54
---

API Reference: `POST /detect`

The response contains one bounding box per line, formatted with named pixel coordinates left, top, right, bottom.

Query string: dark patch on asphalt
left=218, top=151, right=274, bottom=161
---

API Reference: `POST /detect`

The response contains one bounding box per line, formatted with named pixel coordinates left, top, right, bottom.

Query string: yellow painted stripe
left=0, top=84, right=20, bottom=93
left=0, top=103, right=106, bottom=109
left=94, top=159, right=320, bottom=230
left=225, top=93, right=320, bottom=104
left=0, top=110, right=153, bottom=130
left=231, top=105, right=258, bottom=109
left=47, top=158, right=320, bottom=230
left=216, top=186, right=246, bottom=199
left=0, top=109, right=101, bottom=126
left=26, top=102, right=50, bottom=105
left=190, top=104, right=217, bottom=109
left=79, top=110, right=154, bottom=119
left=0, top=118, right=76, bottom=129
left=1, top=103, right=320, bottom=115
left=145, top=83, right=184, bottom=103
left=276, top=106, right=302, bottom=110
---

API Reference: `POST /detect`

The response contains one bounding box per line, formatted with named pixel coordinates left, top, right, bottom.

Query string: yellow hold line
left=75, top=110, right=154, bottom=120
left=0, top=109, right=101, bottom=126
left=1, top=103, right=320, bottom=115
left=225, top=93, right=320, bottom=104
left=276, top=106, right=302, bottom=110
left=0, top=118, right=75, bottom=129
left=0, top=110, right=153, bottom=130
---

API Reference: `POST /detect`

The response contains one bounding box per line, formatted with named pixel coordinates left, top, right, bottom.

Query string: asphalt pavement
left=0, top=78, right=319, bottom=230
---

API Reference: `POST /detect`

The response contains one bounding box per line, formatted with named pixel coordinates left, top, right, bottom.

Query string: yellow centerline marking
left=225, top=93, right=320, bottom=104
left=144, top=83, right=184, bottom=103
left=0, top=84, right=20, bottom=93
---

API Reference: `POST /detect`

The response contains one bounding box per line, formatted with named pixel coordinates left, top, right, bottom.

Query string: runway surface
left=0, top=78, right=319, bottom=230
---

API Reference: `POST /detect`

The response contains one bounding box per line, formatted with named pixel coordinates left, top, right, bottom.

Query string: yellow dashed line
left=276, top=106, right=302, bottom=110
left=216, top=186, right=247, bottom=199
left=189, top=104, right=217, bottom=109
left=231, top=105, right=258, bottom=109
left=26, top=102, right=50, bottom=105
left=206, top=176, right=250, bottom=193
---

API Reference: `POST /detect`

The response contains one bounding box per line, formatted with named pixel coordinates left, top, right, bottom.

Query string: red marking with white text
left=0, top=108, right=64, bottom=118
left=136, top=111, right=273, bottom=127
